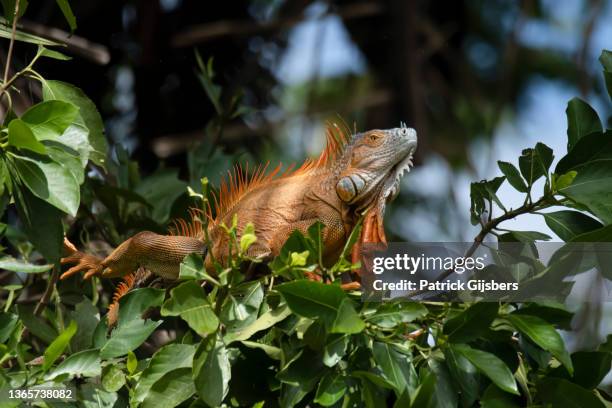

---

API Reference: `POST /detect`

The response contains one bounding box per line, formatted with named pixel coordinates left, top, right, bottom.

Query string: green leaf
left=444, top=346, right=480, bottom=406
left=17, top=304, right=57, bottom=344
left=569, top=351, right=612, bottom=389
left=543, top=211, right=603, bottom=241
left=102, top=364, right=126, bottom=392
left=599, top=335, right=612, bottom=352
left=7, top=119, right=46, bottom=154
left=554, top=171, right=577, bottom=190
left=559, top=161, right=612, bottom=225
left=481, top=384, right=521, bottom=408
left=43, top=320, right=77, bottom=371
left=0, top=256, right=52, bottom=273
left=0, top=313, right=18, bottom=343
left=470, top=177, right=505, bottom=224
left=277, top=348, right=325, bottom=388
left=21, top=100, right=78, bottom=141
left=179, top=253, right=206, bottom=280
left=314, top=371, right=346, bottom=407
left=497, top=161, right=527, bottom=192
left=600, top=50, right=612, bottom=100
left=126, top=351, right=137, bottom=374
left=38, top=45, right=71, bottom=60
left=566, top=97, right=603, bottom=151
left=276, top=280, right=365, bottom=334
left=142, top=367, right=195, bottom=408
left=13, top=186, right=63, bottom=262
left=118, top=287, right=165, bottom=326
left=195, top=52, right=222, bottom=114
left=519, top=148, right=546, bottom=186
left=444, top=303, right=498, bottom=343
left=357, top=371, right=390, bottom=408
left=46, top=144, right=84, bottom=185
left=409, top=370, right=437, bottom=408
left=536, top=377, right=605, bottom=408
left=513, top=303, right=573, bottom=330
left=240, top=340, right=281, bottom=360
left=240, top=222, right=257, bottom=253
left=0, top=16, right=60, bottom=45
left=323, top=334, right=349, bottom=367
left=1, top=0, right=28, bottom=23
left=556, top=131, right=612, bottom=174
left=193, top=334, right=231, bottom=407
left=135, top=169, right=188, bottom=223
left=367, top=302, right=428, bottom=328
left=44, top=349, right=101, bottom=380
left=223, top=305, right=291, bottom=344
left=80, top=383, right=118, bottom=408
left=100, top=318, right=161, bottom=359
left=450, top=343, right=519, bottom=395
left=372, top=341, right=417, bottom=396
left=505, top=314, right=573, bottom=373
left=161, top=281, right=219, bottom=337
left=133, top=344, right=195, bottom=404
left=504, top=230, right=551, bottom=242
left=54, top=0, right=76, bottom=31
left=69, top=299, right=100, bottom=351
left=221, top=281, right=264, bottom=332
left=570, top=224, right=612, bottom=242
left=11, top=152, right=80, bottom=216
left=427, top=359, right=458, bottom=408
left=42, top=80, right=108, bottom=169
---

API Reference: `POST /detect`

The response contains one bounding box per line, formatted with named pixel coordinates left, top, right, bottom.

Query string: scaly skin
left=61, top=125, right=417, bottom=283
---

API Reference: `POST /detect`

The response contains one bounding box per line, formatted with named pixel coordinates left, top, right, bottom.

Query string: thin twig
left=2, top=0, right=20, bottom=85
left=34, top=264, right=59, bottom=316
left=408, top=196, right=550, bottom=297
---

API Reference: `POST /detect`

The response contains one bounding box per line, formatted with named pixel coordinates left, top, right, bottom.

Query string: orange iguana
left=61, top=124, right=417, bottom=295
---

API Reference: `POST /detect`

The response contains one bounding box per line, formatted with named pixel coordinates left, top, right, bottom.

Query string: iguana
left=61, top=124, right=417, bottom=294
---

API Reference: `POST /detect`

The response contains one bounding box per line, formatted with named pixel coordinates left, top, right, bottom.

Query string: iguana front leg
left=61, top=231, right=205, bottom=280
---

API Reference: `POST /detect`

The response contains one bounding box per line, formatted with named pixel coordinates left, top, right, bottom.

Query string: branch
left=2, top=0, right=20, bottom=85
left=409, top=196, right=550, bottom=297
left=34, top=264, right=59, bottom=316
left=171, top=2, right=384, bottom=47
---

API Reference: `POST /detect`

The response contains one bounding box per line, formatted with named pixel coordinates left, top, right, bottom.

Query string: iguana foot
left=303, top=271, right=323, bottom=282
left=340, top=281, right=361, bottom=291
left=304, top=271, right=360, bottom=291
left=60, top=238, right=104, bottom=280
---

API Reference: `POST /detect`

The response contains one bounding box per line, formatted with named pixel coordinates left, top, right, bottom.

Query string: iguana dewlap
left=61, top=124, right=417, bottom=282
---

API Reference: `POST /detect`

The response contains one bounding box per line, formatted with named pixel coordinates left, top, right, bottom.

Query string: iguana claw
left=60, top=238, right=104, bottom=280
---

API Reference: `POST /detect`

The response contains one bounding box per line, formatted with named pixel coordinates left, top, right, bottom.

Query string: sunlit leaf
left=43, top=320, right=78, bottom=371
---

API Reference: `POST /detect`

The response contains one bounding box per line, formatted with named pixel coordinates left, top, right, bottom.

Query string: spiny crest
left=206, top=161, right=283, bottom=223
left=169, top=208, right=205, bottom=237
left=107, top=272, right=136, bottom=326
left=198, top=122, right=352, bottom=223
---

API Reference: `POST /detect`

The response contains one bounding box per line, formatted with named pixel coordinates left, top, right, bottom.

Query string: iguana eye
left=400, top=128, right=409, bottom=136
left=369, top=134, right=379, bottom=142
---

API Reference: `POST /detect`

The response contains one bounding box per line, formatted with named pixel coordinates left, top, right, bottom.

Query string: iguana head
left=335, top=124, right=417, bottom=210
left=333, top=123, right=417, bottom=243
